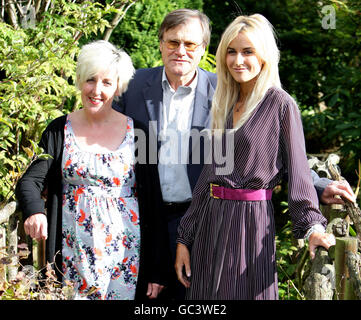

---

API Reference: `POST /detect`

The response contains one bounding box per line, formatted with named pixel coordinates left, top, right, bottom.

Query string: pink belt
left=210, top=183, right=272, bottom=201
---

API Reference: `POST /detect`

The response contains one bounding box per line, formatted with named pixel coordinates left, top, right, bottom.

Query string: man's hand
left=321, top=180, right=356, bottom=205
left=175, top=243, right=191, bottom=288
left=146, top=283, right=165, bottom=299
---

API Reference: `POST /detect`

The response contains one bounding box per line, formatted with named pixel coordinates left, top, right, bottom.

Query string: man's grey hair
left=158, top=8, right=211, bottom=47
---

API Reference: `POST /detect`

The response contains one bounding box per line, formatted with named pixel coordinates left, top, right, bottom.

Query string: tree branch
left=0, top=201, right=17, bottom=225
left=5, top=0, right=19, bottom=28
left=345, top=251, right=361, bottom=300
left=34, top=0, right=42, bottom=15
left=103, top=1, right=136, bottom=41
left=13, top=0, right=25, bottom=19
left=328, top=162, right=361, bottom=244
left=1, top=0, right=5, bottom=22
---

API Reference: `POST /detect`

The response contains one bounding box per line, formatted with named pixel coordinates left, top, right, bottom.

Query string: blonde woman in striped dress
left=175, top=14, right=336, bottom=300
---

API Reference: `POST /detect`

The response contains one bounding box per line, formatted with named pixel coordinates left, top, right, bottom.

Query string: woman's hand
left=308, top=231, right=336, bottom=260
left=175, top=243, right=191, bottom=288
left=24, top=213, right=48, bottom=241
left=146, top=282, right=165, bottom=299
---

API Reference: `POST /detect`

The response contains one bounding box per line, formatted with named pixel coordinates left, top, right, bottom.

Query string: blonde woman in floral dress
left=16, top=41, right=168, bottom=300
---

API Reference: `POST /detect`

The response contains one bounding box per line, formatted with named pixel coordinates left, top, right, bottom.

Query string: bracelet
left=304, top=224, right=325, bottom=241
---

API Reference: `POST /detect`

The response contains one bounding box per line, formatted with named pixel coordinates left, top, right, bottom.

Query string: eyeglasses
left=161, top=39, right=203, bottom=52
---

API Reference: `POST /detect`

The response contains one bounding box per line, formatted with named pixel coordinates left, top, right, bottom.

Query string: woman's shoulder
left=263, top=86, right=298, bottom=112
left=266, top=87, right=297, bottom=106
left=47, top=114, right=67, bottom=127
left=266, top=86, right=296, bottom=104
left=259, top=87, right=300, bottom=124
left=265, top=88, right=303, bottom=127
left=111, top=110, right=132, bottom=128
left=38, top=114, right=67, bottom=154
left=44, top=114, right=67, bottom=134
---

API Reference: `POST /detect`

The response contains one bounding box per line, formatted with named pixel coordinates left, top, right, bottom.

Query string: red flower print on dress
left=65, top=159, right=72, bottom=168
left=113, top=177, right=120, bottom=186
left=79, top=278, right=87, bottom=293
left=130, top=209, right=138, bottom=223
left=130, top=264, right=137, bottom=275
left=78, top=209, right=86, bottom=224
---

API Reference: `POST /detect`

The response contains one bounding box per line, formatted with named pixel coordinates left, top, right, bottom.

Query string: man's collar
left=162, top=68, right=198, bottom=92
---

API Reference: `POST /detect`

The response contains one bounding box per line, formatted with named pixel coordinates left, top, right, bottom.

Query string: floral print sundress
left=61, top=116, right=140, bottom=300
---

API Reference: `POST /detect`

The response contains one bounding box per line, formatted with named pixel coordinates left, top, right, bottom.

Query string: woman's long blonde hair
left=211, top=14, right=281, bottom=130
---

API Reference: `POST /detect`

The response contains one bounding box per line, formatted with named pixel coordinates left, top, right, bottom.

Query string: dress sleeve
left=176, top=163, right=212, bottom=248
left=279, top=95, right=327, bottom=239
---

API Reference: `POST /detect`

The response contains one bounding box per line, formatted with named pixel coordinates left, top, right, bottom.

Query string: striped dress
left=176, top=87, right=327, bottom=300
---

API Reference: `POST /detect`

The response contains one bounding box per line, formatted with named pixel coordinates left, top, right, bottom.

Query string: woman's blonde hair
left=76, top=40, right=135, bottom=96
left=211, top=14, right=281, bottom=130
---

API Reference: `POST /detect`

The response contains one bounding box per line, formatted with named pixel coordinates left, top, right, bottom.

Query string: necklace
left=235, top=100, right=244, bottom=113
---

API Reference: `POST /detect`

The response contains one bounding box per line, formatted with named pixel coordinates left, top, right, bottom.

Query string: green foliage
left=0, top=0, right=117, bottom=204
left=280, top=1, right=361, bottom=180
left=203, top=0, right=361, bottom=184
left=0, top=0, right=359, bottom=301
left=111, top=0, right=203, bottom=69
left=199, top=48, right=216, bottom=73
left=276, top=221, right=305, bottom=300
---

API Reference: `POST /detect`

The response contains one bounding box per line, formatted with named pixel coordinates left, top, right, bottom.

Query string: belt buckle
left=164, top=202, right=173, bottom=206
left=210, top=183, right=220, bottom=199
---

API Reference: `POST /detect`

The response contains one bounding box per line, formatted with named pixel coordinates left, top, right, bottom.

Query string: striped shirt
left=158, top=69, right=198, bottom=202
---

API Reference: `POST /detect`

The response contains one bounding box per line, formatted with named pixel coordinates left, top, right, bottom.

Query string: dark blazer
left=113, top=66, right=218, bottom=191
left=15, top=115, right=169, bottom=299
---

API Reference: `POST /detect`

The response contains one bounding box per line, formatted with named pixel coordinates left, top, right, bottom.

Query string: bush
left=0, top=0, right=116, bottom=205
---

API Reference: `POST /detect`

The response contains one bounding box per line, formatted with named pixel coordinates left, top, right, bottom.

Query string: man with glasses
left=113, top=9, right=216, bottom=301
left=114, top=8, right=356, bottom=301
